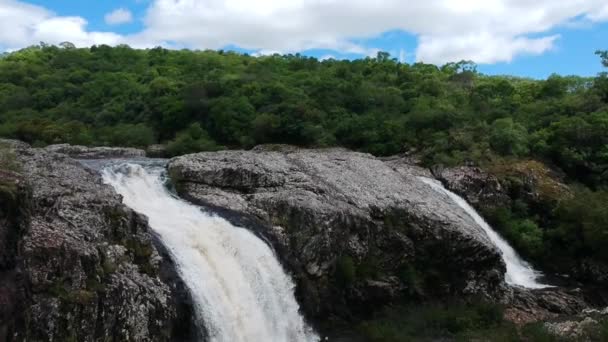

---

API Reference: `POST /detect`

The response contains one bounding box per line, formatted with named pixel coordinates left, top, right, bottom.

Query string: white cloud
left=2, top=0, right=608, bottom=64
left=0, top=0, right=122, bottom=49
left=587, top=4, right=608, bottom=22
left=104, top=8, right=133, bottom=25
left=132, top=0, right=608, bottom=64
left=417, top=33, right=560, bottom=64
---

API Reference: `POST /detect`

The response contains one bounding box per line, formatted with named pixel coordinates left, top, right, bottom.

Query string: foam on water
left=103, top=163, right=318, bottom=342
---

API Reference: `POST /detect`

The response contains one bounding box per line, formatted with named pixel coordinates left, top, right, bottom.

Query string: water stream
left=102, top=163, right=318, bottom=342
left=419, top=177, right=551, bottom=289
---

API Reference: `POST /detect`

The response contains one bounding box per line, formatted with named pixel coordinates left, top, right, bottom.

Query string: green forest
left=0, top=44, right=607, bottom=287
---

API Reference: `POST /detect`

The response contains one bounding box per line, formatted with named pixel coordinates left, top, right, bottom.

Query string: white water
left=103, top=163, right=318, bottom=342
left=419, top=177, right=551, bottom=289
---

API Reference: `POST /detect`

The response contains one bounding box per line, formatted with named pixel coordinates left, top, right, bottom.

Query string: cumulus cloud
left=2, top=0, right=608, bottom=64
left=0, top=0, right=122, bottom=49
left=132, top=0, right=608, bottom=64
left=587, top=4, right=608, bottom=22
left=417, top=33, right=560, bottom=64
left=104, top=8, right=133, bottom=25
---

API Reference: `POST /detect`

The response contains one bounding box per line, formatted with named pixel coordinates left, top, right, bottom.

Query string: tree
left=490, top=118, right=529, bottom=156
left=166, top=123, right=221, bottom=156
left=596, top=50, right=608, bottom=68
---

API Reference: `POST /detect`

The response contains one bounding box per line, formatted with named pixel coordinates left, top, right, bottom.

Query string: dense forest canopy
left=0, top=44, right=606, bottom=188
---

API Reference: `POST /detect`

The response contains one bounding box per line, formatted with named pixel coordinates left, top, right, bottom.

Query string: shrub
left=358, top=301, right=507, bottom=341
left=166, top=123, right=222, bottom=156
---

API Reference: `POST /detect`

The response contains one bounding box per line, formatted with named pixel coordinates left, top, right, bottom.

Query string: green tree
left=490, top=118, right=529, bottom=156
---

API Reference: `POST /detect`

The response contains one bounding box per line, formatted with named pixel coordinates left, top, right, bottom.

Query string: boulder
left=168, top=146, right=509, bottom=325
left=543, top=307, right=608, bottom=340
left=504, top=287, right=589, bottom=325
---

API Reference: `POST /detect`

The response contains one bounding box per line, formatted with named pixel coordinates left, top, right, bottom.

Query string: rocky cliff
left=168, top=146, right=511, bottom=328
left=0, top=142, right=194, bottom=341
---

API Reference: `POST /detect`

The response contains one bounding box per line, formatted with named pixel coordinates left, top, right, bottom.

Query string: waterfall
left=102, top=163, right=318, bottom=342
left=418, top=177, right=551, bottom=289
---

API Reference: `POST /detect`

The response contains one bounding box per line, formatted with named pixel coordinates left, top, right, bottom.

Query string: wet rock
left=168, top=146, right=509, bottom=325
left=45, top=144, right=145, bottom=159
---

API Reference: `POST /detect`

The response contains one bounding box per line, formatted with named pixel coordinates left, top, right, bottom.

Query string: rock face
left=434, top=161, right=571, bottom=214
left=431, top=166, right=510, bottom=212
left=1, top=146, right=194, bottom=341
left=45, top=144, right=146, bottom=159
left=168, top=146, right=509, bottom=326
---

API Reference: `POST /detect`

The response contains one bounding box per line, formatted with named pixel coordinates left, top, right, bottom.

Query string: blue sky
left=3, top=0, right=608, bottom=79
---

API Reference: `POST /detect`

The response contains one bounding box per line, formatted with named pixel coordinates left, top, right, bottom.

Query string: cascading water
left=418, top=177, right=551, bottom=289
left=102, top=163, right=318, bottom=342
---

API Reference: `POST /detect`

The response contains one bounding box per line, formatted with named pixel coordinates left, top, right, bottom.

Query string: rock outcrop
left=168, top=146, right=509, bottom=327
left=431, top=165, right=510, bottom=212
left=505, top=287, right=589, bottom=325
left=434, top=161, right=571, bottom=214
left=544, top=307, right=608, bottom=340
left=45, top=144, right=146, bottom=159
left=0, top=146, right=194, bottom=341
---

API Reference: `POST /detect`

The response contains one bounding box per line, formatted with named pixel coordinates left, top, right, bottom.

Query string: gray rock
left=543, top=307, right=608, bottom=340
left=1, top=146, right=194, bottom=341
left=168, top=146, right=509, bottom=324
left=432, top=166, right=510, bottom=211
left=45, top=144, right=146, bottom=159
left=0, top=139, right=31, bottom=150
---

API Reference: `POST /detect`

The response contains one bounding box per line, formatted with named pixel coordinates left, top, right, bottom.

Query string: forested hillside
left=0, top=45, right=606, bottom=186
left=1, top=46, right=608, bottom=245
left=1, top=44, right=608, bottom=339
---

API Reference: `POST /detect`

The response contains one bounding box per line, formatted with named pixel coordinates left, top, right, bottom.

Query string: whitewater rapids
left=419, top=177, right=551, bottom=289
left=103, top=163, right=318, bottom=342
